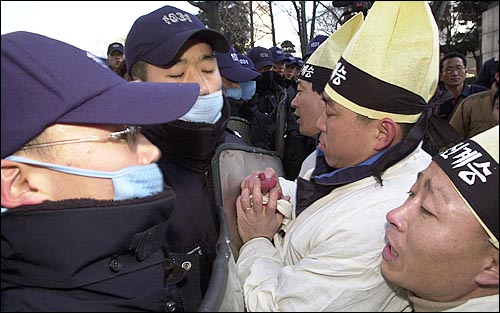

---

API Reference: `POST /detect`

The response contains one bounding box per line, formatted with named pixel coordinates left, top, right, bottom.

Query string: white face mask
left=179, top=90, right=224, bottom=124
left=5, top=155, right=164, bottom=201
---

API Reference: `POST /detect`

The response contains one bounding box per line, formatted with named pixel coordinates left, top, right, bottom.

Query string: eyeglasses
left=20, top=126, right=142, bottom=150
left=443, top=66, right=466, bottom=74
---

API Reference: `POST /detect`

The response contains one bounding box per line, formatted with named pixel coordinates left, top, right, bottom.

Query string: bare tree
left=290, top=1, right=309, bottom=56
left=273, top=1, right=341, bottom=57
left=188, top=1, right=222, bottom=30
left=308, top=1, right=319, bottom=42
left=220, top=2, right=252, bottom=52
left=194, top=1, right=252, bottom=52
left=251, top=1, right=275, bottom=47
left=314, top=2, right=343, bottom=36
left=430, top=1, right=494, bottom=74
left=269, top=1, right=277, bottom=46
left=250, top=1, right=255, bottom=47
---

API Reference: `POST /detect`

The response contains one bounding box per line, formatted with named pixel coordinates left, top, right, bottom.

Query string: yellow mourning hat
left=434, top=125, right=499, bottom=249
left=324, top=1, right=439, bottom=123
left=299, top=12, right=364, bottom=92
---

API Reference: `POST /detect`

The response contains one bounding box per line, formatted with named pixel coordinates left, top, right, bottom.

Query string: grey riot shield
left=199, top=143, right=284, bottom=312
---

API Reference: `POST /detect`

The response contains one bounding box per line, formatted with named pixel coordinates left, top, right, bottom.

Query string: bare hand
left=236, top=176, right=284, bottom=243
left=240, top=167, right=284, bottom=198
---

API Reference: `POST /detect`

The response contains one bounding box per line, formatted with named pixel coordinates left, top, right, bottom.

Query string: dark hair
left=440, top=52, right=467, bottom=72
left=355, top=114, right=413, bottom=138
left=311, top=81, right=326, bottom=95
left=129, top=60, right=148, bottom=82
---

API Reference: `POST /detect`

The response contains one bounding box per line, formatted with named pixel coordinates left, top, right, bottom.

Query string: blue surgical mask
left=5, top=155, right=164, bottom=201
left=223, top=87, right=242, bottom=100
left=179, top=90, right=224, bottom=124
left=240, top=81, right=257, bottom=100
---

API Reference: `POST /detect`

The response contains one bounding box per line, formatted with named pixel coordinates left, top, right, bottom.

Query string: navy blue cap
left=284, top=53, right=300, bottom=66
left=305, top=34, right=328, bottom=59
left=216, top=47, right=260, bottom=82
left=125, top=5, right=230, bottom=71
left=1, top=31, right=200, bottom=159
left=269, top=46, right=287, bottom=63
left=107, top=42, right=124, bottom=55
left=296, top=58, right=305, bottom=68
left=237, top=53, right=261, bottom=80
left=247, top=46, right=274, bottom=70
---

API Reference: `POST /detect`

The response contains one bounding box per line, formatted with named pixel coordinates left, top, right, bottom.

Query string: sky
left=1, top=1, right=302, bottom=58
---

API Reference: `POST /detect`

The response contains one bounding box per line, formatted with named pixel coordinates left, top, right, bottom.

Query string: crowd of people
left=1, top=1, right=498, bottom=312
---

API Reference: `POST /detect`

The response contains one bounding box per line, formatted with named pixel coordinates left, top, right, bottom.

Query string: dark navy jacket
left=142, top=101, right=245, bottom=311
left=431, top=83, right=489, bottom=121
left=1, top=190, right=188, bottom=312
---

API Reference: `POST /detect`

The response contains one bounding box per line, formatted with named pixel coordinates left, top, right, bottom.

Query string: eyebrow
left=417, top=171, right=451, bottom=205
left=417, top=171, right=430, bottom=191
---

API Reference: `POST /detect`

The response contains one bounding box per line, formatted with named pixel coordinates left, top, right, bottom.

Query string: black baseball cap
left=125, top=5, right=230, bottom=71
left=107, top=42, right=124, bottom=55
left=247, top=46, right=274, bottom=70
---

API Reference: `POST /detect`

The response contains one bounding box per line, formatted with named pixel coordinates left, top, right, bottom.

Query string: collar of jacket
left=1, top=190, right=176, bottom=289
left=294, top=148, right=390, bottom=216
left=312, top=147, right=393, bottom=185
left=143, top=100, right=231, bottom=172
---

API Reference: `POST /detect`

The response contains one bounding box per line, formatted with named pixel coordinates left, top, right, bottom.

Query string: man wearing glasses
left=431, top=52, right=488, bottom=121
left=1, top=31, right=200, bottom=311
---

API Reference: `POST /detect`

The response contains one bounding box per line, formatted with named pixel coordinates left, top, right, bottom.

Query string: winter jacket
left=449, top=83, right=499, bottom=138
left=1, top=191, right=188, bottom=312
left=430, top=84, right=489, bottom=121
left=142, top=101, right=245, bottom=311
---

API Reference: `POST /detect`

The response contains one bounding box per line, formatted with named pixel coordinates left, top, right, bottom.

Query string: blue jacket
left=1, top=191, right=187, bottom=312
left=142, top=101, right=244, bottom=311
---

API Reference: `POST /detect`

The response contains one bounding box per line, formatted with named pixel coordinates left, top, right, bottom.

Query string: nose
left=185, top=70, right=210, bottom=96
left=386, top=205, right=407, bottom=232
left=291, top=94, right=298, bottom=109
left=136, top=134, right=161, bottom=165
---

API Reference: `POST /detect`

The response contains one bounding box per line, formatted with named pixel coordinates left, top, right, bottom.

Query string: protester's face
left=108, top=51, right=124, bottom=70
left=273, top=61, right=285, bottom=76
left=291, top=79, right=324, bottom=137
left=284, top=64, right=298, bottom=80
left=316, top=94, right=378, bottom=168
left=145, top=42, right=222, bottom=95
left=6, top=124, right=160, bottom=202
left=381, top=162, right=496, bottom=302
left=441, top=57, right=467, bottom=89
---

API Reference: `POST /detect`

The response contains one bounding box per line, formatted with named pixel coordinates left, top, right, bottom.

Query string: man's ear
left=1, top=159, right=48, bottom=208
left=475, top=249, right=499, bottom=286
left=374, top=118, right=398, bottom=151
